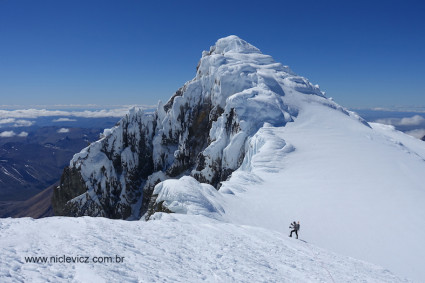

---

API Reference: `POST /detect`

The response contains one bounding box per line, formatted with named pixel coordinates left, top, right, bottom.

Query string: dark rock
left=52, top=167, right=87, bottom=216
left=53, top=92, right=244, bottom=219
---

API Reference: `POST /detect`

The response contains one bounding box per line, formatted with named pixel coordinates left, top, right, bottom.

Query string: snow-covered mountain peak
left=204, top=35, right=261, bottom=55
left=195, top=36, right=328, bottom=110
left=54, top=35, right=364, bottom=220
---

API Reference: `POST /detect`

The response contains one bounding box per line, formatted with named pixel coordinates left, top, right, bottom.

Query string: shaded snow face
left=53, top=35, right=363, bottom=219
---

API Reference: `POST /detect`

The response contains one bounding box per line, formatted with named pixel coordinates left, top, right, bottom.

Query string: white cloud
left=57, top=128, right=70, bottom=133
left=361, top=106, right=425, bottom=112
left=374, top=118, right=398, bottom=125
left=374, top=115, right=425, bottom=127
left=405, top=129, right=425, bottom=139
left=0, top=118, right=16, bottom=124
left=371, top=107, right=390, bottom=111
left=13, top=120, right=35, bottom=127
left=0, top=105, right=155, bottom=119
left=398, top=115, right=425, bottom=126
left=0, top=131, right=29, bottom=138
left=0, top=131, right=16, bottom=137
left=53, top=118, right=77, bottom=122
left=0, top=118, right=35, bottom=127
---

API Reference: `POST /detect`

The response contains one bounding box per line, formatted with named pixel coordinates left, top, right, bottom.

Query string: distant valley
left=0, top=115, right=121, bottom=217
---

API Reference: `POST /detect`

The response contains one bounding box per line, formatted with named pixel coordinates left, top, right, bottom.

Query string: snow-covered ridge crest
left=52, top=35, right=365, bottom=219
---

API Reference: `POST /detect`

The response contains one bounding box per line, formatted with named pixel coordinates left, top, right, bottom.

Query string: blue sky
left=1, top=0, right=424, bottom=108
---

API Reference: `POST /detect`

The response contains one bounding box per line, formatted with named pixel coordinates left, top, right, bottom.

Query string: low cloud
left=0, top=131, right=28, bottom=138
left=374, top=118, right=398, bottom=125
left=405, top=129, right=425, bottom=139
left=0, top=118, right=16, bottom=124
left=53, top=118, right=77, bottom=122
left=0, top=118, right=35, bottom=127
left=0, top=105, right=154, bottom=119
left=364, top=106, right=425, bottom=112
left=398, top=115, right=425, bottom=126
left=57, top=128, right=70, bottom=133
left=0, top=131, right=16, bottom=137
left=13, top=120, right=35, bottom=127
left=374, top=115, right=425, bottom=127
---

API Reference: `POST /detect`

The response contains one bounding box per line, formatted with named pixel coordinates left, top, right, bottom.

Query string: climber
left=289, top=221, right=300, bottom=239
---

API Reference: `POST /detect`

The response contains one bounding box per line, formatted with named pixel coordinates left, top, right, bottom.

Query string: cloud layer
left=57, top=128, right=70, bottom=133
left=0, top=118, right=35, bottom=127
left=405, top=129, right=425, bottom=139
left=0, top=131, right=28, bottom=138
left=0, top=106, right=154, bottom=129
left=53, top=118, right=77, bottom=122
left=374, top=115, right=425, bottom=127
left=374, top=114, right=425, bottom=140
left=0, top=105, right=154, bottom=119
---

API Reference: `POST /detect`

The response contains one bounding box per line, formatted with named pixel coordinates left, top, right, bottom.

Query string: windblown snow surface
left=0, top=215, right=408, bottom=282
left=2, top=36, right=425, bottom=282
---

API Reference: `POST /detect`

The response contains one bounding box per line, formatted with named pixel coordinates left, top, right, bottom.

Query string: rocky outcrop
left=52, top=167, right=87, bottom=216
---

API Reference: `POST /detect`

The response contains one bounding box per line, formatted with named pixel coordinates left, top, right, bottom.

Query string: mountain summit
left=207, top=35, right=261, bottom=54
left=52, top=35, right=354, bottom=219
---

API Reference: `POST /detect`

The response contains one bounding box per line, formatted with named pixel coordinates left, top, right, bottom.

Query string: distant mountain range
left=0, top=126, right=107, bottom=201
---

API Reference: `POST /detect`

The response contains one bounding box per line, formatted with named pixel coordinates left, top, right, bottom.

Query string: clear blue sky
left=1, top=0, right=424, bottom=108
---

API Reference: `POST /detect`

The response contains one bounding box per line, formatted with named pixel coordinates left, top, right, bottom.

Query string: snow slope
left=219, top=102, right=425, bottom=282
left=148, top=93, right=425, bottom=282
left=0, top=215, right=408, bottom=282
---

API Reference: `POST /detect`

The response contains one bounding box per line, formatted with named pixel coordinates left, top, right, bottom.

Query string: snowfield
left=220, top=102, right=425, bottom=282
left=149, top=98, right=425, bottom=282
left=0, top=215, right=408, bottom=282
